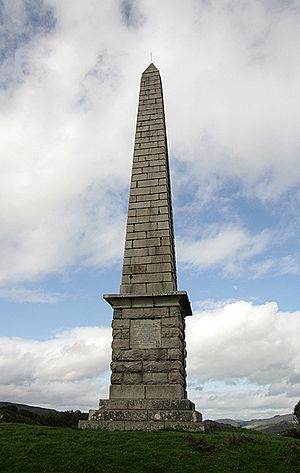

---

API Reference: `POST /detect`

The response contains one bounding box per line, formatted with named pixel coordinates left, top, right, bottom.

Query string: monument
left=79, top=63, right=204, bottom=431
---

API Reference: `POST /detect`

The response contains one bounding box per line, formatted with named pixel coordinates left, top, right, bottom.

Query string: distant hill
left=215, top=418, right=243, bottom=428
left=215, top=414, right=295, bottom=434
left=0, top=402, right=87, bottom=428
left=0, top=401, right=58, bottom=415
left=0, top=403, right=295, bottom=434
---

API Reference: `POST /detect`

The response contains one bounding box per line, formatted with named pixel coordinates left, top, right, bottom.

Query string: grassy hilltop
left=0, top=422, right=299, bottom=473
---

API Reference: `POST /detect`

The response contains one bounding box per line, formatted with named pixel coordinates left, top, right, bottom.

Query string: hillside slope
left=215, top=414, right=295, bottom=434
left=0, top=422, right=299, bottom=473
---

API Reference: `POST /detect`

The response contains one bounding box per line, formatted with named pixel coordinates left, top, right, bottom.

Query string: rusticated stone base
left=78, top=419, right=205, bottom=432
left=79, top=398, right=204, bottom=432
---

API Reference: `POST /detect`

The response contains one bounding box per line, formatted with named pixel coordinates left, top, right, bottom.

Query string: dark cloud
left=119, top=0, right=144, bottom=28
left=0, top=0, right=56, bottom=89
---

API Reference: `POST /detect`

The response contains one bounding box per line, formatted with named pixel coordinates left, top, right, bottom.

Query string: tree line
left=0, top=404, right=88, bottom=428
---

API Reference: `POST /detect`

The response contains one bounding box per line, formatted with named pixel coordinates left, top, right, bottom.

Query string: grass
left=0, top=423, right=300, bottom=472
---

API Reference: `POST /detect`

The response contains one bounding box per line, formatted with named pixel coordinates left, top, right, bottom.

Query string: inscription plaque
left=130, top=319, right=161, bottom=349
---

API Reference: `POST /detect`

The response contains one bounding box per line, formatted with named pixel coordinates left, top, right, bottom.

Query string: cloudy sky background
left=1, top=0, right=300, bottom=420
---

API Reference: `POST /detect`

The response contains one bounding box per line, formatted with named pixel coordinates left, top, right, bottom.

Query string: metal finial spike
left=150, top=51, right=153, bottom=63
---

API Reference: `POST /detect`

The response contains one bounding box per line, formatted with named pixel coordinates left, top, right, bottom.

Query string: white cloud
left=189, top=385, right=293, bottom=421
left=186, top=300, right=300, bottom=417
left=0, top=0, right=299, bottom=285
left=162, top=0, right=300, bottom=200
left=250, top=254, right=300, bottom=277
left=0, top=326, right=111, bottom=410
left=0, top=287, right=64, bottom=304
left=1, top=300, right=299, bottom=418
left=177, top=226, right=270, bottom=274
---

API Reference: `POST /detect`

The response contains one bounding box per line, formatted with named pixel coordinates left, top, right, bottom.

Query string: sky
left=0, top=0, right=300, bottom=421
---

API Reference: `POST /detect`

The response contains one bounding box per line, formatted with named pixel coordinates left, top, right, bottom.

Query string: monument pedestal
left=79, top=399, right=203, bottom=431
left=79, top=293, right=204, bottom=432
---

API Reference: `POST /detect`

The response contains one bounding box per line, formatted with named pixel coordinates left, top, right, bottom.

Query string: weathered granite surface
left=121, top=62, right=177, bottom=295
left=79, top=63, right=203, bottom=432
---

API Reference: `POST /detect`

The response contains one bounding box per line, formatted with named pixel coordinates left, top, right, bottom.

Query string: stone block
left=130, top=297, right=156, bottom=308
left=99, top=399, right=129, bottom=410
left=133, top=237, right=161, bottom=248
left=161, top=337, right=183, bottom=350
left=143, top=165, right=161, bottom=174
left=145, top=384, right=184, bottom=399
left=138, top=178, right=159, bottom=187
left=130, top=186, right=151, bottom=197
left=125, top=240, right=132, bottom=249
left=146, top=229, right=169, bottom=238
left=130, top=319, right=161, bottom=349
left=124, top=421, right=164, bottom=431
left=129, top=272, right=172, bottom=284
left=148, top=410, right=197, bottom=422
left=169, top=307, right=182, bottom=316
left=121, top=283, right=146, bottom=294
left=111, top=372, right=123, bottom=384
left=167, top=349, right=184, bottom=360
left=145, top=171, right=166, bottom=180
left=122, top=348, right=168, bottom=361
left=136, top=193, right=160, bottom=202
left=158, top=221, right=169, bottom=229
left=96, top=409, right=148, bottom=422
left=148, top=246, right=171, bottom=256
left=110, top=361, right=143, bottom=373
left=131, top=172, right=148, bottom=181
left=162, top=317, right=180, bottom=328
left=130, top=201, right=151, bottom=209
left=110, top=384, right=145, bottom=399
left=150, top=185, right=167, bottom=194
left=78, top=420, right=125, bottom=431
left=149, top=214, right=169, bottom=222
left=143, top=372, right=168, bottom=384
left=123, top=257, right=131, bottom=266
left=128, top=399, right=149, bottom=409
left=162, top=327, right=182, bottom=338
left=111, top=349, right=122, bottom=361
left=129, top=256, right=151, bottom=265
left=146, top=262, right=172, bottom=273
left=126, top=231, right=147, bottom=240
left=169, top=372, right=185, bottom=385
left=160, top=206, right=169, bottom=214
left=112, top=328, right=122, bottom=339
left=88, top=409, right=96, bottom=420
left=146, top=282, right=175, bottom=293
left=151, top=159, right=166, bottom=167
left=123, top=372, right=143, bottom=384
left=122, top=307, right=168, bottom=318
left=111, top=338, right=130, bottom=349
left=147, top=399, right=195, bottom=411
left=135, top=222, right=158, bottom=232
left=122, top=264, right=147, bottom=275
left=124, top=248, right=149, bottom=257
left=122, top=329, right=130, bottom=338
left=134, top=206, right=154, bottom=216
left=161, top=236, right=172, bottom=246
left=150, top=254, right=172, bottom=264
left=142, top=360, right=182, bottom=373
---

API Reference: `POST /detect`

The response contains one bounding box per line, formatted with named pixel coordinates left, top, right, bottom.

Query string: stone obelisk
left=79, top=63, right=203, bottom=431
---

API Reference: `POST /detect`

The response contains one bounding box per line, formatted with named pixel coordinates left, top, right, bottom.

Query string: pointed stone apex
left=143, top=63, right=159, bottom=74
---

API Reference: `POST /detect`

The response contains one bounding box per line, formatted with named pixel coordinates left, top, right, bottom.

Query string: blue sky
left=0, top=0, right=300, bottom=420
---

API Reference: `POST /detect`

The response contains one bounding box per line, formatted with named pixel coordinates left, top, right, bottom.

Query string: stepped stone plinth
left=79, top=63, right=204, bottom=432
